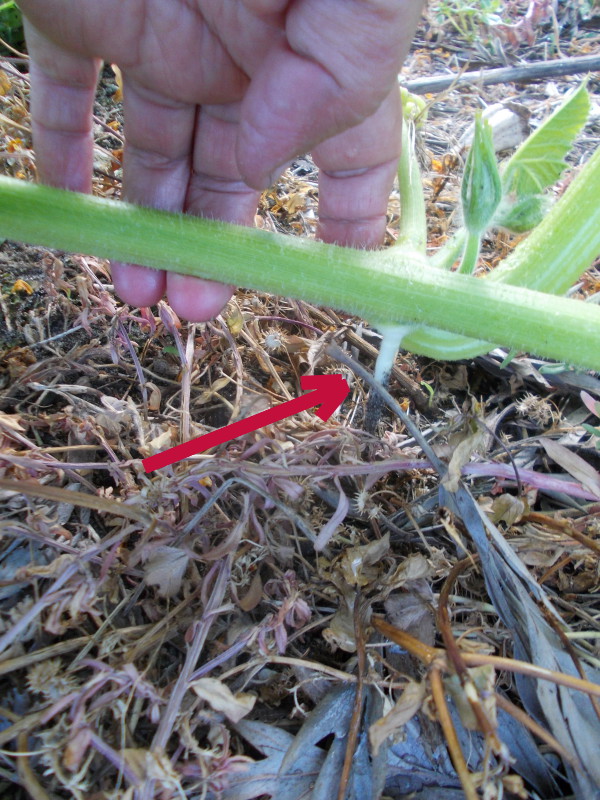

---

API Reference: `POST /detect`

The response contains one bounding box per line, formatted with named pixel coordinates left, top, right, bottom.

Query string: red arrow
left=143, top=373, right=350, bottom=472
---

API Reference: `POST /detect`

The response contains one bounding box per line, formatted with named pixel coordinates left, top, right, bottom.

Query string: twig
left=337, top=593, right=367, bottom=800
left=0, top=36, right=27, bottom=59
left=0, top=478, right=150, bottom=523
left=522, top=511, right=600, bottom=556
left=117, top=318, right=148, bottom=418
left=430, top=663, right=479, bottom=800
left=437, top=556, right=505, bottom=756
left=16, top=731, right=50, bottom=800
left=403, top=54, right=600, bottom=95
left=326, top=343, right=446, bottom=474
left=495, top=692, right=579, bottom=768
left=463, top=653, right=600, bottom=698
left=372, top=616, right=600, bottom=699
left=0, top=635, right=94, bottom=678
left=220, top=654, right=359, bottom=685
left=216, top=314, right=245, bottom=422
left=0, top=710, right=47, bottom=749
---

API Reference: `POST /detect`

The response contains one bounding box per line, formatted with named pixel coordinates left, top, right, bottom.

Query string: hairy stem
left=395, top=119, right=427, bottom=254
left=457, top=231, right=481, bottom=275
left=401, top=145, right=600, bottom=359
left=0, top=176, right=599, bottom=368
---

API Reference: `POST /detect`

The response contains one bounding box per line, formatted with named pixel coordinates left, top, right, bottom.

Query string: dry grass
left=1, top=4, right=600, bottom=798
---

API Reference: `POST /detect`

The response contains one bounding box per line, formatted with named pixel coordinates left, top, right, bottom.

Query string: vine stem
left=0, top=174, right=599, bottom=368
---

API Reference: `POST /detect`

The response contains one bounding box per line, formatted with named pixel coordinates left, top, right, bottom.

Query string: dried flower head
left=515, top=393, right=553, bottom=426
left=27, top=658, right=78, bottom=699
left=263, top=327, right=288, bottom=353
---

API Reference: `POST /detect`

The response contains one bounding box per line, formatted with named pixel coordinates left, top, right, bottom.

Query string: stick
left=403, top=54, right=600, bottom=94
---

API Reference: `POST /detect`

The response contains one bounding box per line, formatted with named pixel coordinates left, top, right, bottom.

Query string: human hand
left=19, top=0, right=424, bottom=321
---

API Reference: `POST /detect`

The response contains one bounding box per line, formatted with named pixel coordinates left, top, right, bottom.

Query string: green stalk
left=401, top=145, right=600, bottom=359
left=366, top=115, right=426, bottom=430
left=429, top=228, right=466, bottom=271
left=457, top=231, right=481, bottom=275
left=0, top=175, right=599, bottom=369
left=395, top=119, right=427, bottom=255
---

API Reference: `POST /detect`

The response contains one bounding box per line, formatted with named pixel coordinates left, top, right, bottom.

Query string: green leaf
left=493, top=193, right=550, bottom=233
left=582, top=424, right=600, bottom=449
left=502, top=82, right=590, bottom=197
left=461, top=114, right=502, bottom=235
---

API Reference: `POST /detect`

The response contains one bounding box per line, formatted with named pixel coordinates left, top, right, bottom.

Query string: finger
left=312, top=87, right=402, bottom=248
left=166, top=103, right=261, bottom=321
left=110, top=78, right=197, bottom=308
left=24, top=19, right=100, bottom=192
left=237, top=41, right=347, bottom=189
left=236, top=0, right=422, bottom=188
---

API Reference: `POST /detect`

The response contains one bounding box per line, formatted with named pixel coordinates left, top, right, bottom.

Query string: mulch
left=0, top=3, right=599, bottom=799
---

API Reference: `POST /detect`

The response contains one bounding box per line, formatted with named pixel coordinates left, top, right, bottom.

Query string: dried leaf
left=146, top=382, right=161, bottom=412
left=196, top=375, right=231, bottom=405
left=10, top=279, right=33, bottom=295
left=191, top=678, right=256, bottom=723
left=0, top=69, right=11, bottom=96
left=385, top=552, right=432, bottom=589
left=280, top=684, right=356, bottom=776
left=581, top=390, right=600, bottom=417
left=16, top=554, right=75, bottom=580
left=540, top=438, right=600, bottom=498
left=143, top=427, right=176, bottom=456
left=490, top=494, right=526, bottom=526
left=111, top=64, right=123, bottom=102
left=63, top=728, right=92, bottom=773
left=444, top=665, right=496, bottom=730
left=224, top=720, right=325, bottom=800
left=337, top=533, right=390, bottom=587
left=322, top=605, right=356, bottom=652
left=384, top=591, right=435, bottom=646
left=369, top=680, right=426, bottom=755
left=225, top=302, right=244, bottom=336
left=142, top=546, right=188, bottom=597
left=443, top=426, right=485, bottom=492
left=122, top=748, right=180, bottom=785
left=0, top=413, right=25, bottom=432
left=237, top=570, right=263, bottom=612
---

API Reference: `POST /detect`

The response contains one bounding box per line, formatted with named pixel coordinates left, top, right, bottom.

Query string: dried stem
left=337, top=593, right=367, bottom=800
left=430, top=663, right=479, bottom=800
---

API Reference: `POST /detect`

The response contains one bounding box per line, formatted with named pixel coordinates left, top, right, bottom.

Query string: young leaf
left=461, top=114, right=502, bottom=235
left=502, top=82, right=590, bottom=197
left=493, top=192, right=549, bottom=233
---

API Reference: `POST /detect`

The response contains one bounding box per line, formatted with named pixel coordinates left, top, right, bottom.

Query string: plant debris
left=1, top=3, right=600, bottom=799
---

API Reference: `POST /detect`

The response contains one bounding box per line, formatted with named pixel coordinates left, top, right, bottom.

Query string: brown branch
left=494, top=693, right=579, bottom=769
left=430, top=663, right=479, bottom=800
left=372, top=616, right=600, bottom=698
left=16, top=731, right=50, bottom=800
left=522, top=511, right=600, bottom=557
left=437, top=556, right=504, bottom=755
left=403, top=54, right=600, bottom=95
